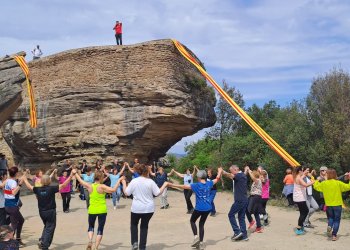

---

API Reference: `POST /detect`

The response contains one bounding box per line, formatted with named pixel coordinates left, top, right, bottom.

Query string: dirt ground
left=18, top=190, right=349, bottom=250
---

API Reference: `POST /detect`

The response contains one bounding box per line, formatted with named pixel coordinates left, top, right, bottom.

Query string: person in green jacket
left=313, top=168, right=350, bottom=241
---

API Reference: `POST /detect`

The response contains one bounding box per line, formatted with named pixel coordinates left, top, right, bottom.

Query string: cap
left=196, top=170, right=207, bottom=179
left=320, top=166, right=328, bottom=171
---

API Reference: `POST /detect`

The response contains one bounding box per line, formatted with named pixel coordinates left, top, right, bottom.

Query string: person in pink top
left=261, top=170, right=270, bottom=225
left=54, top=170, right=72, bottom=213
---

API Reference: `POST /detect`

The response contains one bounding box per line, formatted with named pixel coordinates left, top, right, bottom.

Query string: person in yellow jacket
left=313, top=168, right=350, bottom=241
left=75, top=170, right=125, bottom=250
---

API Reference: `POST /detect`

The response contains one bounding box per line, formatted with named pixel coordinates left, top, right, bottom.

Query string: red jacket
left=114, top=23, right=122, bottom=34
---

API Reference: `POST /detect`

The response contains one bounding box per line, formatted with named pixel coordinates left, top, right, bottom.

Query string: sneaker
left=332, top=235, right=338, bottom=241
left=327, top=226, right=332, bottom=237
left=86, top=242, right=92, bottom=250
left=165, top=204, right=170, bottom=209
left=160, top=206, right=165, bottom=209
left=241, top=236, right=249, bottom=241
left=210, top=212, right=216, bottom=217
left=113, top=206, right=117, bottom=210
left=37, top=242, right=43, bottom=249
left=191, top=236, right=200, bottom=248
left=304, top=224, right=315, bottom=229
left=263, top=214, right=268, bottom=221
left=231, top=232, right=243, bottom=241
left=248, top=220, right=256, bottom=229
left=199, top=242, right=205, bottom=249
left=263, top=220, right=269, bottom=226
left=131, top=242, right=138, bottom=250
left=294, top=228, right=305, bottom=235
left=255, top=227, right=263, bottom=233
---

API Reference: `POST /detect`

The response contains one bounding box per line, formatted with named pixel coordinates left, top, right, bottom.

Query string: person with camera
left=113, top=21, right=123, bottom=45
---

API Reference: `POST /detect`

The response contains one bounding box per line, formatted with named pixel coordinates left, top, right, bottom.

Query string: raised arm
left=119, top=163, right=126, bottom=176
left=167, top=169, right=174, bottom=177
left=191, top=166, right=197, bottom=178
left=149, top=166, right=156, bottom=177
left=172, top=169, right=184, bottom=178
left=212, top=168, right=223, bottom=185
left=50, top=169, right=58, bottom=180
left=58, top=171, right=74, bottom=190
left=222, top=169, right=234, bottom=180
left=22, top=175, right=34, bottom=192
left=298, top=175, right=314, bottom=187
left=101, top=176, right=125, bottom=194
left=245, top=167, right=259, bottom=183
left=75, top=173, right=92, bottom=193
left=127, top=164, right=135, bottom=173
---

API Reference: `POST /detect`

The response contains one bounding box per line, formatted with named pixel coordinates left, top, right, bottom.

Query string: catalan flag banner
left=13, top=56, right=37, bottom=128
left=172, top=39, right=300, bottom=167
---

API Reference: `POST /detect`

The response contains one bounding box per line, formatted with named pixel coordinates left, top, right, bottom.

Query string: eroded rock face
left=2, top=40, right=216, bottom=167
left=0, top=53, right=26, bottom=126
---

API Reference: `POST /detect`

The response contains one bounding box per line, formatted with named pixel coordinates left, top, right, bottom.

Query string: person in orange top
left=282, top=168, right=294, bottom=206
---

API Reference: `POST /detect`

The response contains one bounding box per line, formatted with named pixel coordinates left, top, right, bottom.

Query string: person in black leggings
left=169, top=168, right=222, bottom=250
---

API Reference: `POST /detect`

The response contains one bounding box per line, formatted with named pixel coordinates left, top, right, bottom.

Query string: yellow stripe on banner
left=13, top=56, right=37, bottom=128
left=172, top=39, right=300, bottom=167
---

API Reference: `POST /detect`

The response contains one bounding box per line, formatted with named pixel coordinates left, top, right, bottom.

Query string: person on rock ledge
left=113, top=20, right=123, bottom=45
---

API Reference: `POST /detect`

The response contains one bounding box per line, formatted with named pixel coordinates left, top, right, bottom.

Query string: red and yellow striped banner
left=13, top=56, right=37, bottom=128
left=172, top=39, right=300, bottom=167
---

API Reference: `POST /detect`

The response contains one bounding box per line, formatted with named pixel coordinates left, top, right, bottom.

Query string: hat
left=196, top=170, right=207, bottom=179
left=320, top=166, right=328, bottom=171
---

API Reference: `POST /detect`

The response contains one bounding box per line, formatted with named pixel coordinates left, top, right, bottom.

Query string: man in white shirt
left=31, top=45, right=43, bottom=60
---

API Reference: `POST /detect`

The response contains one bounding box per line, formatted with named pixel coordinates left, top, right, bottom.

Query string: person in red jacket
left=113, top=21, right=123, bottom=45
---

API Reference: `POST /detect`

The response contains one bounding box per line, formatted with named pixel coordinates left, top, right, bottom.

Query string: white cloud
left=2, top=0, right=350, bottom=154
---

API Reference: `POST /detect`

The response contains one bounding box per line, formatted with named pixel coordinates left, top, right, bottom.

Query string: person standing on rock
left=31, top=45, right=43, bottom=60
left=21, top=170, right=74, bottom=250
left=221, top=165, right=249, bottom=242
left=113, top=21, right=123, bottom=45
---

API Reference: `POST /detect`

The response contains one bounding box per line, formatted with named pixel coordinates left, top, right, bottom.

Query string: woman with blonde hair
left=313, top=168, right=350, bottom=241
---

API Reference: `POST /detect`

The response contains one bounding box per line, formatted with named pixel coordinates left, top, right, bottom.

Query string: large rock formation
left=0, top=53, right=26, bottom=126
left=2, top=40, right=216, bottom=168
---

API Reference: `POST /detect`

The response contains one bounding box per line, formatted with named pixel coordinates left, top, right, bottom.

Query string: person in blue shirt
left=222, top=165, right=249, bottom=242
left=105, top=163, right=126, bottom=210
left=79, top=167, right=95, bottom=208
left=169, top=168, right=222, bottom=250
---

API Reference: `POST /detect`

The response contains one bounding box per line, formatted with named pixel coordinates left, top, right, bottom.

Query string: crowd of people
left=0, top=152, right=349, bottom=250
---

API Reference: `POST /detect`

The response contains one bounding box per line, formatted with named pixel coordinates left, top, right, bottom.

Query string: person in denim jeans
left=222, top=165, right=249, bottom=241
left=207, top=168, right=217, bottom=216
left=313, top=168, right=350, bottom=241
left=105, top=163, right=126, bottom=210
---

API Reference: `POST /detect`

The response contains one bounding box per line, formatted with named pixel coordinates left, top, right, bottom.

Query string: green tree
left=307, top=68, right=350, bottom=172
left=207, top=80, right=245, bottom=158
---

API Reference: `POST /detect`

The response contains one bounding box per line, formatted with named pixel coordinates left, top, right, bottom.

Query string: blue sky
left=2, top=0, right=350, bottom=154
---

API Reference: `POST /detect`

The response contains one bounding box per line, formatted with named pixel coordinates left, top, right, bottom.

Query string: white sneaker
left=191, top=236, right=200, bottom=248
left=113, top=206, right=117, bottom=210
left=199, top=242, right=205, bottom=250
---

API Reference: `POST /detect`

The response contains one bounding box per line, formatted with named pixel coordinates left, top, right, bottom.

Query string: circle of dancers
left=0, top=153, right=349, bottom=249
